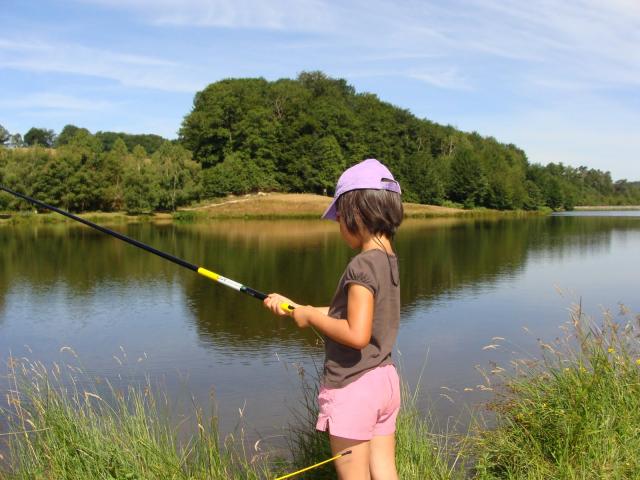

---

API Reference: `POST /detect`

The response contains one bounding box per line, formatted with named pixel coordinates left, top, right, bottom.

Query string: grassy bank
left=2, top=304, right=638, bottom=478
left=0, top=193, right=548, bottom=225
left=474, top=304, right=640, bottom=478
left=178, top=193, right=547, bottom=220
left=1, top=357, right=459, bottom=479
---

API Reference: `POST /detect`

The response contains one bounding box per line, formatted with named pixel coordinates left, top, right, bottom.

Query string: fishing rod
left=1, top=186, right=352, bottom=478
left=0, top=185, right=294, bottom=313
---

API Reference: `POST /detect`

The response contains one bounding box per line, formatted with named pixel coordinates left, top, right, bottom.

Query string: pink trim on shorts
left=316, top=364, right=401, bottom=441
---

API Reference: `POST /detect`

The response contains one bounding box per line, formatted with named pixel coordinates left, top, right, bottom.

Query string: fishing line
left=0, top=185, right=294, bottom=312
left=274, top=449, right=352, bottom=479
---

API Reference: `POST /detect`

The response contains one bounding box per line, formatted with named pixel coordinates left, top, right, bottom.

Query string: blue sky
left=1, top=0, right=639, bottom=180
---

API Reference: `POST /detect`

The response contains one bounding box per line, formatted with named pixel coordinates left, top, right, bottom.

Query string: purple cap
left=322, top=158, right=402, bottom=221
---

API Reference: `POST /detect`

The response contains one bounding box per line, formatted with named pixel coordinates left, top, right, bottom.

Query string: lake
left=1, top=212, right=639, bottom=450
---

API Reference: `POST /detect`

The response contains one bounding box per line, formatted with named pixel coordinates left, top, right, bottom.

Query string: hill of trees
left=1, top=72, right=639, bottom=212
left=0, top=133, right=200, bottom=213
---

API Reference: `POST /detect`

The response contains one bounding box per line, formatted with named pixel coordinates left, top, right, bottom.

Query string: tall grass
left=1, top=355, right=270, bottom=479
left=2, top=302, right=638, bottom=479
left=474, top=303, right=640, bottom=479
left=1, top=354, right=465, bottom=479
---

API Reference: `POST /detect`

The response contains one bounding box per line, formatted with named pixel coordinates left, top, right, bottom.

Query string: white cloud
left=2, top=1, right=638, bottom=176
left=0, top=93, right=114, bottom=111
left=0, top=37, right=203, bottom=93
left=408, top=68, right=471, bottom=90
left=80, top=0, right=334, bottom=30
left=454, top=0, right=640, bottom=88
left=76, top=0, right=640, bottom=91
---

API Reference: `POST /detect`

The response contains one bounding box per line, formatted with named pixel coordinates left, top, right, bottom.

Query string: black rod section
left=0, top=185, right=199, bottom=272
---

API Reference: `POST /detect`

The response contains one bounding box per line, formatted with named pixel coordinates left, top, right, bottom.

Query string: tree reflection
left=0, top=216, right=638, bottom=347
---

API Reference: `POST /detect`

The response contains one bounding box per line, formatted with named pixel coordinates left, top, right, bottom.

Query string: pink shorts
left=316, top=364, right=401, bottom=441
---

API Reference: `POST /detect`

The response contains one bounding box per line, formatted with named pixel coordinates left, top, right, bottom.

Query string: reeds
left=474, top=303, right=640, bottom=478
left=1, top=353, right=269, bottom=479
left=2, top=302, right=639, bottom=479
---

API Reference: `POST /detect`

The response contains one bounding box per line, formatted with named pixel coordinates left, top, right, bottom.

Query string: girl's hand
left=263, top=293, right=298, bottom=316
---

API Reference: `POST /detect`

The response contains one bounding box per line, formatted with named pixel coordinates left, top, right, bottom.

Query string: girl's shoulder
left=345, top=249, right=398, bottom=292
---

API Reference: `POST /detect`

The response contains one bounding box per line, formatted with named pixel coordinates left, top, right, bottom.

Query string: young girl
left=264, top=158, right=403, bottom=480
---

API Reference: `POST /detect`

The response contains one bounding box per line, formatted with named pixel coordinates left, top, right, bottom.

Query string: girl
left=264, top=158, right=403, bottom=480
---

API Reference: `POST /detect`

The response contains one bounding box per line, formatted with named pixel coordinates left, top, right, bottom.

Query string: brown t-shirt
left=323, top=249, right=400, bottom=388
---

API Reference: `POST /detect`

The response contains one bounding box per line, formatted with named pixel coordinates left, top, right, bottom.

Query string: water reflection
left=1, top=216, right=640, bottom=348
left=1, top=214, right=640, bottom=441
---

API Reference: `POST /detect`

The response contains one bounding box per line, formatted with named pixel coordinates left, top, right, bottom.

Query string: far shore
left=574, top=205, right=640, bottom=211
left=1, top=192, right=550, bottom=225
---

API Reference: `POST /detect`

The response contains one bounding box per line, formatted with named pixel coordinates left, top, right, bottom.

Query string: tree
left=304, top=136, right=345, bottom=194
left=57, top=130, right=104, bottom=211
left=123, top=145, right=160, bottom=213
left=448, top=143, right=487, bottom=207
left=152, top=142, right=201, bottom=211
left=403, top=151, right=445, bottom=205
left=202, top=151, right=272, bottom=197
left=0, top=124, right=9, bottom=146
left=95, top=131, right=167, bottom=154
left=56, top=125, right=91, bottom=147
left=179, top=72, right=537, bottom=206
left=101, top=138, right=129, bottom=210
left=9, top=134, right=23, bottom=148
left=24, top=127, right=56, bottom=147
left=180, top=78, right=273, bottom=167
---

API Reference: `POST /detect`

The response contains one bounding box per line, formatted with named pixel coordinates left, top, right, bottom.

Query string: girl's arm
left=264, top=287, right=373, bottom=350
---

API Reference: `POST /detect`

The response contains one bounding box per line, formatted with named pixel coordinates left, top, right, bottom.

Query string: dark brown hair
left=336, top=187, right=403, bottom=239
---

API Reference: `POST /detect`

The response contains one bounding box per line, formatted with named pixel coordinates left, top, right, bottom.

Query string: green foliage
left=123, top=145, right=159, bottom=213
left=614, top=180, right=640, bottom=205
left=402, top=151, right=446, bottom=204
left=202, top=151, right=276, bottom=197
left=527, top=163, right=580, bottom=210
left=449, top=142, right=488, bottom=208
left=475, top=306, right=640, bottom=479
left=152, top=142, right=201, bottom=211
left=95, top=131, right=167, bottom=155
left=179, top=72, right=640, bottom=209
left=178, top=73, right=534, bottom=208
left=3, top=72, right=640, bottom=211
left=2, top=357, right=269, bottom=479
left=0, top=123, right=10, bottom=146
left=0, top=132, right=199, bottom=213
left=55, top=124, right=91, bottom=147
left=302, top=135, right=345, bottom=194
left=24, top=127, right=56, bottom=147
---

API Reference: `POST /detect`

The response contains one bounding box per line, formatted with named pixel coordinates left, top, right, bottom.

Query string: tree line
left=2, top=71, right=639, bottom=213
left=0, top=131, right=199, bottom=213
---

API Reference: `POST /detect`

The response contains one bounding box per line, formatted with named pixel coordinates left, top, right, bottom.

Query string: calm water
left=1, top=213, right=639, bottom=447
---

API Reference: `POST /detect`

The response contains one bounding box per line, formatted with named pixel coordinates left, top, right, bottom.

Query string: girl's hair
left=336, top=186, right=403, bottom=239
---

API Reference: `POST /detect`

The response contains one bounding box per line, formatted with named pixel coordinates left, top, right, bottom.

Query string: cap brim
left=321, top=198, right=338, bottom=221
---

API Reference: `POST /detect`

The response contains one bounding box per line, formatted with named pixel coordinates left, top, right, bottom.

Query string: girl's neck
left=360, top=233, right=394, bottom=255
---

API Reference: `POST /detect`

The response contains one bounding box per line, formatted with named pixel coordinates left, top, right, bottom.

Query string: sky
left=1, top=0, right=639, bottom=180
